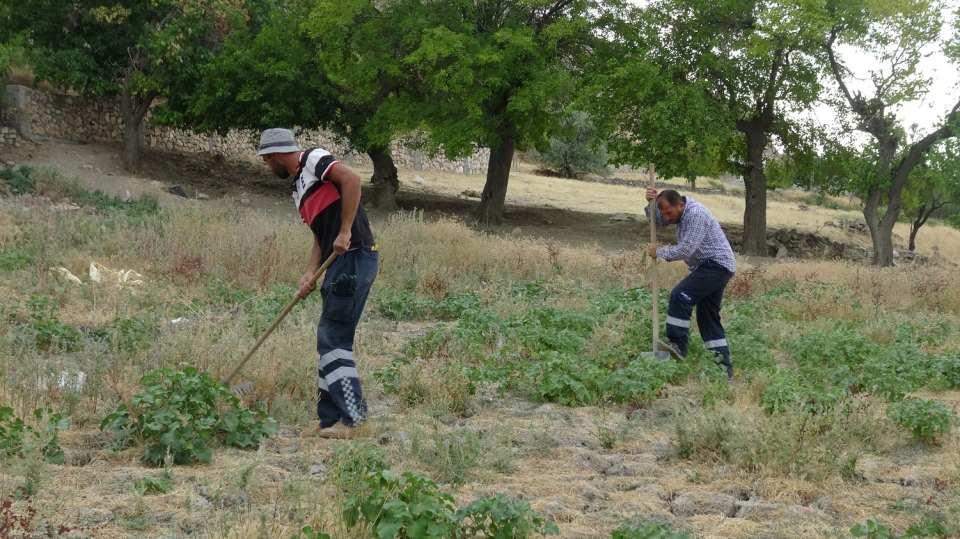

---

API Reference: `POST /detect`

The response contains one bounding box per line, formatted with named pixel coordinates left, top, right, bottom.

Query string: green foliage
left=22, top=295, right=83, bottom=352
left=456, top=494, right=558, bottom=538
left=759, top=371, right=844, bottom=415
left=0, top=165, right=160, bottom=220
left=338, top=450, right=555, bottom=539
left=932, top=355, right=960, bottom=389
left=888, top=398, right=952, bottom=444
left=851, top=519, right=896, bottom=539
left=293, top=527, right=332, bottom=539
left=593, top=0, right=825, bottom=185
left=611, top=521, right=690, bottom=539
left=133, top=470, right=173, bottom=496
left=0, top=165, right=36, bottom=195
left=329, top=442, right=390, bottom=497
left=0, top=246, right=33, bottom=271
left=675, top=411, right=736, bottom=461
left=409, top=427, right=486, bottom=486
left=100, top=366, right=277, bottom=466
left=537, top=110, right=609, bottom=178
left=0, top=407, right=68, bottom=464
left=343, top=469, right=460, bottom=539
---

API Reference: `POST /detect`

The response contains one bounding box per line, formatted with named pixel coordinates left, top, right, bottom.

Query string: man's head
left=257, top=128, right=302, bottom=179
left=657, top=189, right=686, bottom=224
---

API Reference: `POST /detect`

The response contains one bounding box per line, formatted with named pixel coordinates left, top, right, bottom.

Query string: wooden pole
left=224, top=252, right=338, bottom=385
left=648, top=167, right=658, bottom=355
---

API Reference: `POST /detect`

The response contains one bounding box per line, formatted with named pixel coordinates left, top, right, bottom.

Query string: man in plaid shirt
left=645, top=188, right=736, bottom=379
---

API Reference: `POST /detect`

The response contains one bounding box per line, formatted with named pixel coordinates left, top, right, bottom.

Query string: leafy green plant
left=759, top=372, right=844, bottom=415
left=343, top=469, right=460, bottom=539
left=0, top=247, right=33, bottom=271
left=0, top=406, right=68, bottom=464
left=850, top=518, right=896, bottom=538
left=611, top=521, right=690, bottom=539
left=23, top=295, right=82, bottom=352
left=0, top=165, right=36, bottom=194
left=888, top=398, right=952, bottom=444
left=293, top=527, right=332, bottom=539
left=0, top=406, right=27, bottom=458
left=456, top=494, right=558, bottom=538
left=133, top=470, right=173, bottom=496
left=100, top=366, right=277, bottom=465
left=408, top=427, right=486, bottom=486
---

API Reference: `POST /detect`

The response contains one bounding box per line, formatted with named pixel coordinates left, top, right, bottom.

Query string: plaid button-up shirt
left=648, top=197, right=736, bottom=273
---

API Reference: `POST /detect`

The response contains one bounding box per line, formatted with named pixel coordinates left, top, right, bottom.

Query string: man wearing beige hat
left=257, top=128, right=378, bottom=438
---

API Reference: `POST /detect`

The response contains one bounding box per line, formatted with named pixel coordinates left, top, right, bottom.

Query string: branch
left=825, top=27, right=856, bottom=109
left=534, top=0, right=573, bottom=33
left=894, top=97, right=960, bottom=182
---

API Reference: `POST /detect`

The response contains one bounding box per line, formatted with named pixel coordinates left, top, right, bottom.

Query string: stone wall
left=0, top=126, right=20, bottom=147
left=1, top=84, right=490, bottom=173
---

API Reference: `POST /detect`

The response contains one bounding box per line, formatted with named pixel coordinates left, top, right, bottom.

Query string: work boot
left=722, top=362, right=733, bottom=380
left=656, top=339, right=685, bottom=361
left=314, top=421, right=370, bottom=440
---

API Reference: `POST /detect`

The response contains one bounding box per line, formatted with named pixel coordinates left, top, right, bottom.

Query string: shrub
left=22, top=295, right=82, bottom=352
left=850, top=518, right=896, bottom=538
left=611, top=521, right=689, bottom=539
left=0, top=407, right=67, bottom=464
left=133, top=471, right=173, bottom=496
left=343, top=469, right=460, bottom=539
left=759, top=372, right=844, bottom=415
left=456, top=494, right=558, bottom=538
left=0, top=246, right=33, bottom=271
left=675, top=411, right=736, bottom=462
left=888, top=398, right=952, bottom=444
left=100, top=366, right=277, bottom=465
left=537, top=110, right=608, bottom=178
left=605, top=358, right=681, bottom=407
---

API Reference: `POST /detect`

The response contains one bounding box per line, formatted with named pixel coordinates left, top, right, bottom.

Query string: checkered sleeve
left=657, top=208, right=710, bottom=261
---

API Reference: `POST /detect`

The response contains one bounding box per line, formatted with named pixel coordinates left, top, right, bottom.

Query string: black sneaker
left=656, top=339, right=684, bottom=361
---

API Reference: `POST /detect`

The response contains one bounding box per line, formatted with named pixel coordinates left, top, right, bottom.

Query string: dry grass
left=402, top=163, right=960, bottom=257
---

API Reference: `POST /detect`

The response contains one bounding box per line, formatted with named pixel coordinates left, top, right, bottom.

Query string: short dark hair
left=657, top=189, right=685, bottom=206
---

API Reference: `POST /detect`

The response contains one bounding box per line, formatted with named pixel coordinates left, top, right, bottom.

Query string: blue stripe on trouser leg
left=315, top=248, right=378, bottom=428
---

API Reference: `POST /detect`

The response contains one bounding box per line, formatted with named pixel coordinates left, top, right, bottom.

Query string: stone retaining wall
left=1, top=84, right=489, bottom=173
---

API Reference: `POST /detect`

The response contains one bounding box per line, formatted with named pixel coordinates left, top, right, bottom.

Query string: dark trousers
left=316, top=247, right=378, bottom=427
left=665, top=260, right=733, bottom=370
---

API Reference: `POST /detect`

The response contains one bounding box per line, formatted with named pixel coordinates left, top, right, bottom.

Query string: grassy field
left=2, top=165, right=960, bottom=538
left=401, top=160, right=960, bottom=257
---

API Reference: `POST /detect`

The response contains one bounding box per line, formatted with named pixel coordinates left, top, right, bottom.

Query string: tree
left=406, top=0, right=603, bottom=224
left=160, top=0, right=421, bottom=210
left=538, top=110, right=608, bottom=178
left=822, top=0, right=960, bottom=266
left=903, top=139, right=960, bottom=251
left=597, top=0, right=826, bottom=255
left=12, top=0, right=244, bottom=170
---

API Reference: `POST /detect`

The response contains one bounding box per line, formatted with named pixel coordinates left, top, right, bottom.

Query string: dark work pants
left=665, top=260, right=733, bottom=371
left=316, top=247, right=378, bottom=427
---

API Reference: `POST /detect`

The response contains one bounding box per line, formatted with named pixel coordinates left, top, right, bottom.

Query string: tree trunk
left=476, top=126, right=516, bottom=225
left=908, top=203, right=928, bottom=252
left=860, top=184, right=891, bottom=266
left=120, top=91, right=151, bottom=172
left=741, top=127, right=769, bottom=256
left=368, top=147, right=399, bottom=210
